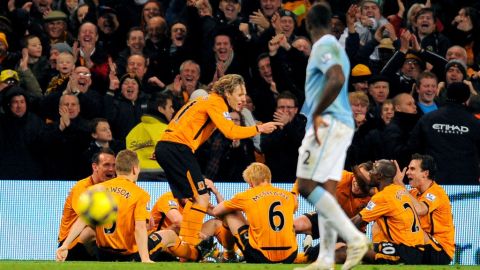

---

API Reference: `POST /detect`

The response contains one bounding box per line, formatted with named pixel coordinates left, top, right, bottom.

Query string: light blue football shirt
left=301, top=34, right=353, bottom=129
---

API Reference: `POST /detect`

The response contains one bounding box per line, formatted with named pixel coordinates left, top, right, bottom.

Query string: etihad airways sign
left=432, top=123, right=469, bottom=134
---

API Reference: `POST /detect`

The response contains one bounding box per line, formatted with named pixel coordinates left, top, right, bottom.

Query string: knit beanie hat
left=445, top=59, right=467, bottom=79
left=51, top=42, right=73, bottom=54
left=351, top=64, right=372, bottom=83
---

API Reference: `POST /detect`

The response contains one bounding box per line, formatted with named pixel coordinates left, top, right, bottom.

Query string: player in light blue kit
left=294, top=3, right=369, bottom=270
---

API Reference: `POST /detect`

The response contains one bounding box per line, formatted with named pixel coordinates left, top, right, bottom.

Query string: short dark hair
left=277, top=91, right=299, bottom=107
left=126, top=26, right=144, bottom=40
left=256, top=52, right=270, bottom=66
left=147, top=92, right=173, bottom=115
left=411, top=153, right=437, bottom=180
left=91, top=148, right=115, bottom=164
left=306, top=3, right=332, bottom=33
left=415, top=7, right=436, bottom=22
left=90, top=118, right=109, bottom=134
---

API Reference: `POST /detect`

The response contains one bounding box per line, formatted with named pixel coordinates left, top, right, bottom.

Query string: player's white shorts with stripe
left=296, top=114, right=354, bottom=183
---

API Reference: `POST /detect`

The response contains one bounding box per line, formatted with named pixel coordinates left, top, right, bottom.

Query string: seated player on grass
left=56, top=150, right=214, bottom=263
left=213, top=162, right=298, bottom=263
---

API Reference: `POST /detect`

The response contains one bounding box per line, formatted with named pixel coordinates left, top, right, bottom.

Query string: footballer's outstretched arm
left=55, top=218, right=88, bottom=262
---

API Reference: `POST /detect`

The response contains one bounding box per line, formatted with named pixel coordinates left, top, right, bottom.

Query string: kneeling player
left=351, top=160, right=424, bottom=264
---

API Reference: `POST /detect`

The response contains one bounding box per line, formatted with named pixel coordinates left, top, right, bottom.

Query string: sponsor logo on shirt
left=168, top=200, right=178, bottom=207
left=223, top=112, right=232, bottom=120
left=432, top=123, right=469, bottom=134
left=366, top=201, right=376, bottom=210
left=426, top=193, right=436, bottom=202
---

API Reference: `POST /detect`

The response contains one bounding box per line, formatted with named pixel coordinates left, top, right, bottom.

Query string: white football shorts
left=296, top=114, right=354, bottom=183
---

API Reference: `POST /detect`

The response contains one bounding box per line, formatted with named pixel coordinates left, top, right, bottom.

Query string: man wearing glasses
left=261, top=91, right=306, bottom=182
left=41, top=66, right=102, bottom=121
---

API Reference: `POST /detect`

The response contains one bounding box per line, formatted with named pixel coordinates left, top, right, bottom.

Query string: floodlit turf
left=1, top=261, right=480, bottom=270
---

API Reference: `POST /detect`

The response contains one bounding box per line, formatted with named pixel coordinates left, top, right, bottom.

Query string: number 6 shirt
left=222, top=184, right=298, bottom=261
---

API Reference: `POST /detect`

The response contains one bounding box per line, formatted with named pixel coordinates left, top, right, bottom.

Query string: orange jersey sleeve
left=58, top=177, right=94, bottom=247
left=360, top=184, right=424, bottom=247
left=410, top=182, right=455, bottom=258
left=95, top=177, right=151, bottom=255
left=223, top=184, right=298, bottom=262
left=150, top=192, right=183, bottom=231
left=161, top=94, right=257, bottom=151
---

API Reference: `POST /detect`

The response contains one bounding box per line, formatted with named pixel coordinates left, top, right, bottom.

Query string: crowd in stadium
left=0, top=0, right=476, bottom=266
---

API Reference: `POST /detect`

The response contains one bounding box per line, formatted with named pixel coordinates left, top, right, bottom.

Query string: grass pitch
left=1, top=261, right=480, bottom=270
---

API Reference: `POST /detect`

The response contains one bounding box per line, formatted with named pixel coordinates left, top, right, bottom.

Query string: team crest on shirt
left=426, top=193, right=436, bottom=202
left=198, top=181, right=206, bottom=191
left=320, top=53, right=332, bottom=63
left=366, top=201, right=376, bottom=210
left=223, top=112, right=232, bottom=120
left=168, top=200, right=178, bottom=207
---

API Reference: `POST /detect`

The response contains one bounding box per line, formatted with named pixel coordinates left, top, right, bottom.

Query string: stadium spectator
left=126, top=93, right=174, bottom=180
left=412, top=8, right=450, bottom=57
left=45, top=52, right=75, bottom=95
left=56, top=148, right=116, bottom=261
left=383, top=93, right=420, bottom=168
left=367, top=75, right=390, bottom=121
left=213, top=162, right=298, bottom=263
left=21, top=35, right=50, bottom=91
left=267, top=33, right=307, bottom=106
left=249, top=53, right=277, bottom=122
left=141, top=0, right=164, bottom=31
left=261, top=91, right=306, bottom=182
left=82, top=118, right=124, bottom=173
left=145, top=16, right=169, bottom=54
left=43, top=94, right=92, bottom=180
left=450, top=7, right=480, bottom=71
left=292, top=36, right=312, bottom=57
left=116, top=27, right=147, bottom=77
left=164, top=60, right=207, bottom=111
left=394, top=154, right=455, bottom=265
left=0, top=87, right=47, bottom=179
left=414, top=71, right=438, bottom=115
left=48, top=42, right=73, bottom=71
left=350, top=64, right=372, bottom=93
left=351, top=159, right=424, bottom=264
left=436, top=59, right=477, bottom=105
left=124, top=53, right=166, bottom=95
left=201, top=32, right=250, bottom=86
left=42, top=10, right=74, bottom=48
left=96, top=7, right=123, bottom=59
left=406, top=82, right=480, bottom=185
left=15, top=46, right=45, bottom=97
left=75, top=22, right=110, bottom=92
left=0, top=32, right=20, bottom=70
left=40, top=65, right=103, bottom=121
left=104, top=73, right=146, bottom=141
